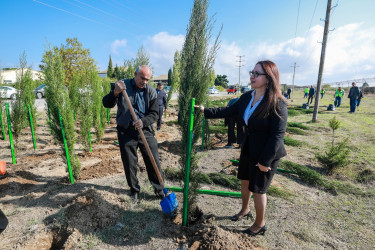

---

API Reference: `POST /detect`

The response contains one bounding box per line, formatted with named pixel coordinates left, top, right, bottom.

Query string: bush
left=284, top=136, right=304, bottom=147
left=356, top=168, right=375, bottom=184
left=287, top=122, right=310, bottom=130
left=286, top=127, right=307, bottom=135
left=316, top=139, right=350, bottom=173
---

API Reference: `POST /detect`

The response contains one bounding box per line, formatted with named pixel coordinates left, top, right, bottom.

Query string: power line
left=32, top=0, right=130, bottom=33
left=292, top=0, right=301, bottom=56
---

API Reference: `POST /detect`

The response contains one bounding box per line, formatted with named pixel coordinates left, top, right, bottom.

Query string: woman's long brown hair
left=253, top=60, right=286, bottom=119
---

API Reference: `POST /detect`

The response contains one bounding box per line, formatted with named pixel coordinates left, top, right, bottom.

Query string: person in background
left=196, top=60, right=287, bottom=236
left=321, top=88, right=325, bottom=99
left=307, top=85, right=315, bottom=104
left=224, top=97, right=245, bottom=148
left=102, top=65, right=165, bottom=204
left=156, top=83, right=167, bottom=131
left=304, top=87, right=309, bottom=98
left=357, top=89, right=364, bottom=110
left=287, top=88, right=291, bottom=99
left=334, top=86, right=344, bottom=107
left=348, top=82, right=360, bottom=113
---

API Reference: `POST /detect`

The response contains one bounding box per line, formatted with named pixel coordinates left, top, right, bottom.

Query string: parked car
left=34, top=84, right=46, bottom=99
left=164, top=86, right=172, bottom=93
left=241, top=86, right=251, bottom=93
left=208, top=87, right=219, bottom=94
left=0, top=86, right=17, bottom=99
left=227, top=86, right=236, bottom=94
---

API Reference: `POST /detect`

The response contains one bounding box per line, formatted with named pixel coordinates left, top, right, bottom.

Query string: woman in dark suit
left=196, top=60, right=287, bottom=236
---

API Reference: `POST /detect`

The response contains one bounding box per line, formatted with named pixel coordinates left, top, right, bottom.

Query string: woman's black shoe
left=242, top=225, right=267, bottom=236
left=230, top=211, right=254, bottom=221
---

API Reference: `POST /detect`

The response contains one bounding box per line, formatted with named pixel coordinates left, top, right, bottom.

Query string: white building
left=0, top=69, right=43, bottom=84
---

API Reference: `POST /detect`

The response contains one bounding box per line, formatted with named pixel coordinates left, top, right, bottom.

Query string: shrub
left=284, top=136, right=304, bottom=147
left=286, top=127, right=307, bottom=135
left=316, top=139, right=350, bottom=173
left=356, top=168, right=375, bottom=184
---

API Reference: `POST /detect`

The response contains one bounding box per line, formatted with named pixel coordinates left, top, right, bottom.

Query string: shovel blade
left=160, top=192, right=178, bottom=216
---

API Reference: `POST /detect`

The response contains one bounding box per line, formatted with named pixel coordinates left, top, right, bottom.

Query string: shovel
left=121, top=88, right=178, bottom=215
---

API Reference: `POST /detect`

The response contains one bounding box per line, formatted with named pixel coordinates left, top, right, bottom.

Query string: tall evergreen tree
left=107, top=55, right=113, bottom=78
left=178, top=0, right=221, bottom=223
left=167, top=68, right=173, bottom=86
left=113, top=64, right=120, bottom=80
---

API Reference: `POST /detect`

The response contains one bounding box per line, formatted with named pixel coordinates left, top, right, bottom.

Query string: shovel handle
left=121, top=90, right=165, bottom=188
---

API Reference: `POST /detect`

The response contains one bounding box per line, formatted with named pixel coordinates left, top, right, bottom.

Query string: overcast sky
left=1, top=0, right=375, bottom=86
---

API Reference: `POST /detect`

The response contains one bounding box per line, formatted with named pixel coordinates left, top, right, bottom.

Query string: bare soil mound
left=64, top=188, right=122, bottom=233
left=190, top=225, right=259, bottom=250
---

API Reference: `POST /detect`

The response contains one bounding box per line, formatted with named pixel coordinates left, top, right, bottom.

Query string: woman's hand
left=194, top=105, right=204, bottom=113
left=257, top=163, right=271, bottom=172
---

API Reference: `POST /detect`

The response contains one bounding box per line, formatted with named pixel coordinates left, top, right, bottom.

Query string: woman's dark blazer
left=204, top=90, right=287, bottom=167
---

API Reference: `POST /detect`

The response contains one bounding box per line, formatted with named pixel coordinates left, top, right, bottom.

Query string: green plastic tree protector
left=182, top=98, right=195, bottom=226
left=58, top=108, right=74, bottom=184
left=0, top=104, right=5, bottom=140
left=27, top=104, right=37, bottom=150
left=6, top=103, right=16, bottom=164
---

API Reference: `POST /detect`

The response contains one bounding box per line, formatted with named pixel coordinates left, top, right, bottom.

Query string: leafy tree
left=107, top=55, right=113, bottom=78
left=214, top=75, right=229, bottom=88
left=178, top=0, right=221, bottom=223
left=12, top=51, right=36, bottom=141
left=134, top=45, right=151, bottom=69
left=123, top=59, right=135, bottom=79
left=167, top=68, right=172, bottom=86
left=42, top=46, right=81, bottom=178
left=40, top=38, right=95, bottom=87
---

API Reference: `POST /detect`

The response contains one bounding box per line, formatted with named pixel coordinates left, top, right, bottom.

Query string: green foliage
left=209, top=69, right=215, bottom=87
left=356, top=168, right=375, bottom=184
left=329, top=116, right=340, bottom=147
left=284, top=136, right=304, bottom=147
left=316, top=139, right=350, bottom=173
left=40, top=38, right=95, bottom=87
left=167, top=50, right=181, bottom=105
left=287, top=122, right=310, bottom=130
left=286, top=127, right=308, bottom=135
left=107, top=55, right=113, bottom=79
left=91, top=73, right=107, bottom=143
left=167, top=68, right=172, bottom=86
left=214, top=75, right=229, bottom=88
left=178, top=0, right=221, bottom=222
left=113, top=65, right=120, bottom=80
left=11, top=51, right=37, bottom=141
left=287, top=107, right=315, bottom=117
left=42, top=47, right=81, bottom=179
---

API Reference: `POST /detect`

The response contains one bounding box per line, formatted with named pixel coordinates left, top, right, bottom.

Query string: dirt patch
left=79, top=147, right=123, bottom=180
left=64, top=188, right=122, bottom=234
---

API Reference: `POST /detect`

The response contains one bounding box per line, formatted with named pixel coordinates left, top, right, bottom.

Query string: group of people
left=103, top=61, right=287, bottom=237
left=302, top=83, right=364, bottom=113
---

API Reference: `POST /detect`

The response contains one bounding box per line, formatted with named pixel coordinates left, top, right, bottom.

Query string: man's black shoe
left=130, top=192, right=138, bottom=204
left=154, top=190, right=165, bottom=200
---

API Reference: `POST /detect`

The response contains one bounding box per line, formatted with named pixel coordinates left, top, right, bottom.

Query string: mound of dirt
left=190, top=225, right=258, bottom=250
left=64, top=188, right=122, bottom=233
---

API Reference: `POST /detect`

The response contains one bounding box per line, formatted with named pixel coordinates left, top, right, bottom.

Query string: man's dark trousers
left=307, top=95, right=314, bottom=104
left=157, top=106, right=163, bottom=130
left=118, top=127, right=164, bottom=194
left=350, top=98, right=358, bottom=113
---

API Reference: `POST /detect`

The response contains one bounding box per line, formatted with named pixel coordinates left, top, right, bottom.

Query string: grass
left=279, top=160, right=373, bottom=196
left=286, top=127, right=308, bottom=135
left=284, top=136, right=305, bottom=147
left=164, top=167, right=295, bottom=200
left=287, top=122, right=310, bottom=130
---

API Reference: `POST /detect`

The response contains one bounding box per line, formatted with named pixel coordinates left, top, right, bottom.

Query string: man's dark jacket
left=309, top=88, right=315, bottom=96
left=348, top=86, right=360, bottom=99
left=204, top=90, right=287, bottom=167
left=102, top=79, right=158, bottom=130
left=157, top=89, right=167, bottom=110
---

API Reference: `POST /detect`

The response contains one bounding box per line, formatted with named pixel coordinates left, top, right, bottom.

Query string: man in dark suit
left=156, top=83, right=167, bottom=131
left=102, top=65, right=165, bottom=204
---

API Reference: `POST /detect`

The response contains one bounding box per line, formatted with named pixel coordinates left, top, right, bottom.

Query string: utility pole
left=236, top=55, right=245, bottom=87
left=312, top=0, right=333, bottom=122
left=290, top=62, right=299, bottom=99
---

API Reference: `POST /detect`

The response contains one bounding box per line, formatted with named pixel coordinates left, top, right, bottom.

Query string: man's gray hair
left=136, top=65, right=152, bottom=75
